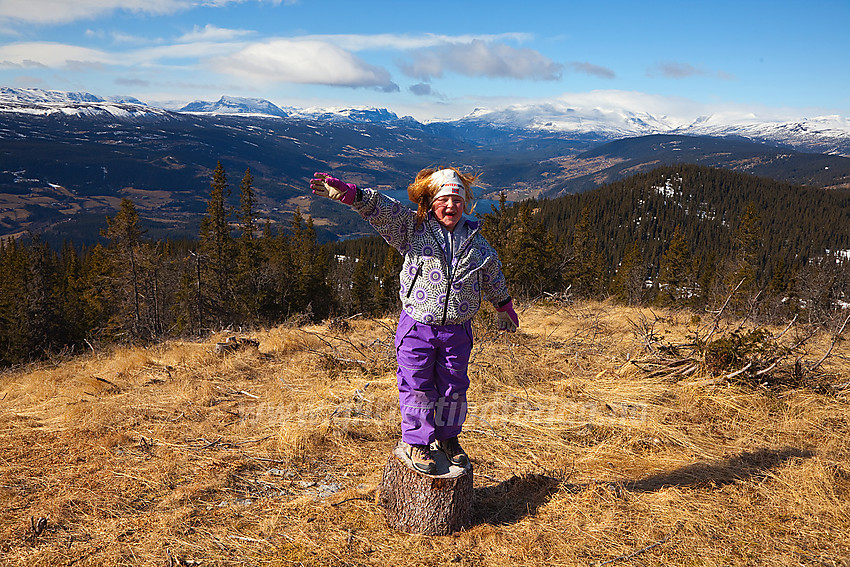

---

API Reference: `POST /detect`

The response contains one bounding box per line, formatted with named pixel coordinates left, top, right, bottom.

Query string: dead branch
left=724, top=362, right=753, bottom=380
left=773, top=314, right=798, bottom=341
left=810, top=312, right=850, bottom=373
left=595, top=521, right=684, bottom=566
left=703, top=278, right=746, bottom=344
left=754, top=360, right=781, bottom=377
left=30, top=516, right=48, bottom=537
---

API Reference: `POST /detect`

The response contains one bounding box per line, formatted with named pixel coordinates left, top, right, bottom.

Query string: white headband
left=429, top=169, right=465, bottom=204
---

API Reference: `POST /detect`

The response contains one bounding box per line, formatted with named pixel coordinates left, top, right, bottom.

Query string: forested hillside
left=1, top=163, right=848, bottom=367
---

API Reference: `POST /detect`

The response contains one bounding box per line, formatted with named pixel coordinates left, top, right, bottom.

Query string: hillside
left=1, top=301, right=848, bottom=566
left=2, top=88, right=850, bottom=244
left=534, top=164, right=850, bottom=275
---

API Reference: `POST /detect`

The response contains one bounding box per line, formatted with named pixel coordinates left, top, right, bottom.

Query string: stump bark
left=377, top=441, right=473, bottom=535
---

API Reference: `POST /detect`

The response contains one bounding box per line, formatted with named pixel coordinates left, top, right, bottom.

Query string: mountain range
left=0, top=87, right=848, bottom=244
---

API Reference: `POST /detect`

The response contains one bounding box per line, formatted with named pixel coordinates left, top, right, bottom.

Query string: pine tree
left=198, top=161, right=236, bottom=326
left=563, top=208, right=606, bottom=298
left=611, top=240, right=646, bottom=305
left=658, top=226, right=692, bottom=304
left=498, top=201, right=558, bottom=298
left=235, top=168, right=264, bottom=321
left=103, top=198, right=147, bottom=339
left=350, top=258, right=374, bottom=316
left=376, top=246, right=402, bottom=313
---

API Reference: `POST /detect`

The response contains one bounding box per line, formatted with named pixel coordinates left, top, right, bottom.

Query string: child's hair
left=407, top=166, right=479, bottom=227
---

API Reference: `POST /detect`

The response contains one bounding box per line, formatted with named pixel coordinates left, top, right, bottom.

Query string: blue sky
left=0, top=0, right=846, bottom=121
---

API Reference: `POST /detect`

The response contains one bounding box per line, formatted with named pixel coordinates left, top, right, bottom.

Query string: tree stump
left=377, top=441, right=473, bottom=535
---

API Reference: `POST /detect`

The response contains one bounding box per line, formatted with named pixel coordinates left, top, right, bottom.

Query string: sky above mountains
left=0, top=0, right=846, bottom=122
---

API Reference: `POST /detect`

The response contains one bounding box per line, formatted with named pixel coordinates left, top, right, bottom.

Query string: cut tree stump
left=377, top=441, right=473, bottom=535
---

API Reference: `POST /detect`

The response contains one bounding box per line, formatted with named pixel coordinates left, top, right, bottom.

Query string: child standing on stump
left=310, top=167, right=518, bottom=475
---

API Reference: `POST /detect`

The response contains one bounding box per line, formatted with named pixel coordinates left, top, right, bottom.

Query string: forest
left=1, top=162, right=848, bottom=367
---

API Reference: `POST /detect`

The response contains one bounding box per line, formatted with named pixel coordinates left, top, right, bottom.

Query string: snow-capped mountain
left=1, top=87, right=848, bottom=155
left=180, top=95, right=288, bottom=117
left=0, top=87, right=169, bottom=120
left=454, top=101, right=850, bottom=156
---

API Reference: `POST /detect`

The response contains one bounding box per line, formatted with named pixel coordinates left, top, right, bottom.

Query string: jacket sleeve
left=478, top=237, right=511, bottom=306
left=351, top=188, right=417, bottom=254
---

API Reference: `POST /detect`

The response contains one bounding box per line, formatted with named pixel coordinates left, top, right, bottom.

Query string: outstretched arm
left=311, top=172, right=358, bottom=205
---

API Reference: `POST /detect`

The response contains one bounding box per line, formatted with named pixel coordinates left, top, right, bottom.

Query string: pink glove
left=496, top=300, right=519, bottom=332
left=311, top=172, right=357, bottom=205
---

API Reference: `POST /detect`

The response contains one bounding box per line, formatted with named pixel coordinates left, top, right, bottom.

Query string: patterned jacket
left=352, top=188, right=510, bottom=326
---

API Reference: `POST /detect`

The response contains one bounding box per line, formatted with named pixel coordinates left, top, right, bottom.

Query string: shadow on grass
left=473, top=446, right=814, bottom=526
left=624, top=446, right=815, bottom=492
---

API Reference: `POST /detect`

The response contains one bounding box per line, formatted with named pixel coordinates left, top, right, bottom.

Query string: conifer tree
left=291, top=209, right=332, bottom=320
left=235, top=167, right=264, bottom=321
left=350, top=258, right=374, bottom=316
left=563, top=208, right=606, bottom=298
left=658, top=226, right=692, bottom=304
left=376, top=247, right=402, bottom=313
left=611, top=240, right=646, bottom=305
left=103, top=198, right=147, bottom=339
left=498, top=201, right=558, bottom=298
left=198, top=161, right=236, bottom=325
left=724, top=201, right=763, bottom=312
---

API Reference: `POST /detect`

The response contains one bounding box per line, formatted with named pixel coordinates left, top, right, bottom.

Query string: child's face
left=431, top=195, right=464, bottom=231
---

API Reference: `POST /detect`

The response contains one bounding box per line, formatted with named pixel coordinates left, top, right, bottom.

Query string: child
left=310, top=167, right=518, bottom=474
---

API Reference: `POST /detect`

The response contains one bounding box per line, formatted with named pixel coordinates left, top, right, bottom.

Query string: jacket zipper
left=427, top=222, right=457, bottom=326
left=406, top=262, right=422, bottom=298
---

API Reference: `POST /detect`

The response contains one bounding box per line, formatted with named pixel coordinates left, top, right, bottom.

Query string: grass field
left=1, top=301, right=848, bottom=566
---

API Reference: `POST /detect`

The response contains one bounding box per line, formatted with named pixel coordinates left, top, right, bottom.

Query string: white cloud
left=0, top=0, right=291, bottom=25
left=0, top=0, right=188, bottom=25
left=0, top=42, right=114, bottom=68
left=300, top=32, right=534, bottom=52
left=569, top=61, right=615, bottom=79
left=647, top=61, right=734, bottom=81
left=399, top=39, right=563, bottom=81
left=177, top=24, right=254, bottom=43
left=209, top=39, right=398, bottom=90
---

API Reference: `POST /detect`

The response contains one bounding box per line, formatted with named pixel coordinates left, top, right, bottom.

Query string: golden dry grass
left=1, top=300, right=849, bottom=566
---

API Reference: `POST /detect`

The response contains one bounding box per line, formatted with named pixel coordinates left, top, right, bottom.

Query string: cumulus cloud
left=210, top=39, right=398, bottom=90
left=399, top=39, right=563, bottom=81
left=409, top=83, right=432, bottom=96
left=568, top=61, right=615, bottom=79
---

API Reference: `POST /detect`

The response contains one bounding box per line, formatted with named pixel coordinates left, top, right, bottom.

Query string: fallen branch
left=703, top=278, right=746, bottom=344
left=810, top=312, right=850, bottom=373
left=595, top=521, right=684, bottom=566
left=724, top=362, right=753, bottom=380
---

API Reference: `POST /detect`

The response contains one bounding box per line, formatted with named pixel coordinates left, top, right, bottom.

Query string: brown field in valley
left=1, top=301, right=848, bottom=566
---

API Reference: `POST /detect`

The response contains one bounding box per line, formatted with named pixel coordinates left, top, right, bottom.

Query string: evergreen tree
left=611, top=240, right=646, bottom=305
left=198, top=161, right=236, bottom=326
left=658, top=226, right=693, bottom=304
left=291, top=209, right=332, bottom=320
left=103, top=198, right=148, bottom=339
left=498, top=201, right=559, bottom=298
left=376, top=247, right=402, bottom=313
left=235, top=168, right=265, bottom=321
left=350, top=258, right=374, bottom=316
left=563, top=208, right=606, bottom=298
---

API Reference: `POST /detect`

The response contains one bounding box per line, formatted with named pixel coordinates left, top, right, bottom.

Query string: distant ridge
left=180, top=95, right=288, bottom=117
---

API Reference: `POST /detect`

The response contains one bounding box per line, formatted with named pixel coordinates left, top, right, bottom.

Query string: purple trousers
left=395, top=310, right=473, bottom=445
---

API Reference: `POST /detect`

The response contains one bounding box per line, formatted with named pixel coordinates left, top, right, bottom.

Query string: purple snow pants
left=395, top=310, right=473, bottom=446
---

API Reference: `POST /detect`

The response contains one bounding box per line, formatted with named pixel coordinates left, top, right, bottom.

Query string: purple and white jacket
left=352, top=188, right=511, bottom=326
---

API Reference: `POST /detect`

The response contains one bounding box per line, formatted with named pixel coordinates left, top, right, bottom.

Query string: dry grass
left=1, top=300, right=849, bottom=566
